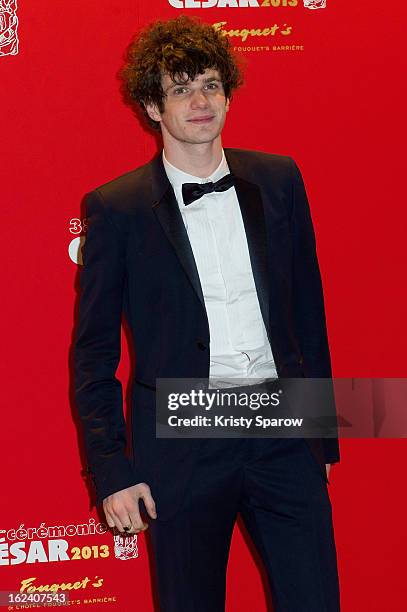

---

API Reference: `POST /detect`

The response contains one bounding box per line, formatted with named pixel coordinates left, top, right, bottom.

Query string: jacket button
left=197, top=341, right=207, bottom=351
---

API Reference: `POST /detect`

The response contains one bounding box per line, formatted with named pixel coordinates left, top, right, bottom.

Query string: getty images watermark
left=165, top=383, right=302, bottom=432
left=156, top=377, right=338, bottom=439
left=156, top=378, right=407, bottom=439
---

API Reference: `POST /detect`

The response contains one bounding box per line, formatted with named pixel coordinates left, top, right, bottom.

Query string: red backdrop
left=1, top=1, right=406, bottom=610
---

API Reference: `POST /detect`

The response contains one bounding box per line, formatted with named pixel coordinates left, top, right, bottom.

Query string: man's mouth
left=187, top=115, right=215, bottom=124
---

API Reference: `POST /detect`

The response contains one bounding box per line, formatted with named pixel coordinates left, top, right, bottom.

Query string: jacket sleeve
left=73, top=189, right=141, bottom=504
left=289, top=157, right=340, bottom=464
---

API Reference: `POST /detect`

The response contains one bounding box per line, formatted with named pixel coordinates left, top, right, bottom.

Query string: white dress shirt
left=162, top=149, right=277, bottom=385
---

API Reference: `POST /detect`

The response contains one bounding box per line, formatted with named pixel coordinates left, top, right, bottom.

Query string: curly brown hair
left=118, top=15, right=244, bottom=131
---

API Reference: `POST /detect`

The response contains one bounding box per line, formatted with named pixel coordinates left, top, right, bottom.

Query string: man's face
left=146, top=68, right=230, bottom=145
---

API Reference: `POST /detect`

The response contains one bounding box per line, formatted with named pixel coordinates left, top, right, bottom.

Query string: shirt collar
left=162, top=149, right=229, bottom=199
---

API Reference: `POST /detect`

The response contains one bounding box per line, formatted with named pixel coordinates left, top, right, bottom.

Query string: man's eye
left=172, top=82, right=220, bottom=95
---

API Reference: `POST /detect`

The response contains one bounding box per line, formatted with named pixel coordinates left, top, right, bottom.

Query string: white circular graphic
left=69, top=236, right=86, bottom=265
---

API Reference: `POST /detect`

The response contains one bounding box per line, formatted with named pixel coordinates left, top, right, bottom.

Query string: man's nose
left=190, top=89, right=209, bottom=108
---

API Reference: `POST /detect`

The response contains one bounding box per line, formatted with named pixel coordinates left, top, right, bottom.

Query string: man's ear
left=225, top=97, right=230, bottom=112
left=144, top=102, right=162, bottom=123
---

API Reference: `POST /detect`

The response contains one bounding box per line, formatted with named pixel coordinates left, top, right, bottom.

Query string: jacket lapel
left=149, top=149, right=270, bottom=334
left=232, top=174, right=270, bottom=335
left=152, top=183, right=206, bottom=310
left=225, top=149, right=271, bottom=334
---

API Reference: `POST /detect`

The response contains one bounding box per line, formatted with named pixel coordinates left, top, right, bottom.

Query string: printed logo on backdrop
left=0, top=519, right=138, bottom=604
left=167, top=0, right=327, bottom=53
left=303, top=0, right=326, bottom=9
left=0, top=518, right=138, bottom=566
left=0, top=0, right=19, bottom=56
left=113, top=532, right=138, bottom=561
left=167, top=0, right=326, bottom=9
left=69, top=217, right=87, bottom=265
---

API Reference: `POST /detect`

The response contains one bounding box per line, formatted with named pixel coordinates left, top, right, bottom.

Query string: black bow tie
left=182, top=173, right=235, bottom=206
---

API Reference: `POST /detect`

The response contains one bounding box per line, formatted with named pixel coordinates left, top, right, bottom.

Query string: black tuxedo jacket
left=73, top=148, right=340, bottom=520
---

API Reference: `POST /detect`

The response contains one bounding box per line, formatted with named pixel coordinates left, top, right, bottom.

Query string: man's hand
left=103, top=483, right=157, bottom=534
left=325, top=464, right=331, bottom=480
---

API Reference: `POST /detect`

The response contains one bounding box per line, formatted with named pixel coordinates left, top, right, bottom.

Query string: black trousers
left=149, top=437, right=340, bottom=612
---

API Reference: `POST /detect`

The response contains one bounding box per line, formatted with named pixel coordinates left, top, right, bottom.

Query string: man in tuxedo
left=74, top=15, right=340, bottom=612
